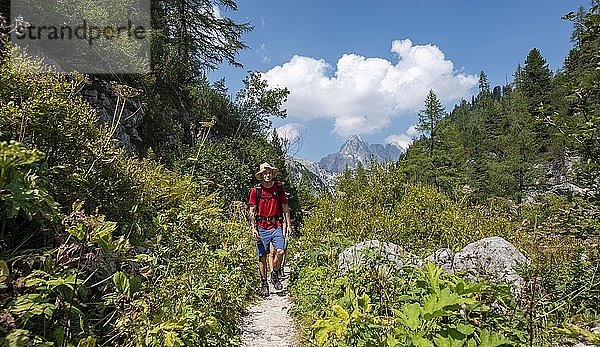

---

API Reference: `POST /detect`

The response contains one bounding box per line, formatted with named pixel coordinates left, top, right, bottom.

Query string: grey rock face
left=287, top=157, right=337, bottom=193
left=82, top=78, right=145, bottom=154
left=450, top=237, right=528, bottom=285
left=528, top=151, right=599, bottom=200
left=370, top=143, right=403, bottom=162
left=338, top=240, right=421, bottom=273
left=422, top=237, right=529, bottom=286
left=339, top=237, right=529, bottom=287
left=319, top=135, right=404, bottom=173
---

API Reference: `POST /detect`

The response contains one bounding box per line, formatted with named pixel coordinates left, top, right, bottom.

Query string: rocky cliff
left=319, top=135, right=403, bottom=173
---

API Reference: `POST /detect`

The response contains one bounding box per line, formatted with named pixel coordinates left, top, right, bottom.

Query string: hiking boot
left=277, top=267, right=288, bottom=279
left=260, top=280, right=269, bottom=297
left=271, top=270, right=282, bottom=290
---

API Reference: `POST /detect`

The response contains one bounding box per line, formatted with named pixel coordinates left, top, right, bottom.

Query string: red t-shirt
left=248, top=182, right=288, bottom=229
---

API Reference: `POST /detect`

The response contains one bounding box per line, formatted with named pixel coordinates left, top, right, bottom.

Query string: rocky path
left=239, top=266, right=297, bottom=347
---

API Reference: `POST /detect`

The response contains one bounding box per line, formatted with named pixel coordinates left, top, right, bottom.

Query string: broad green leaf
left=67, top=224, right=86, bottom=242
left=425, top=262, right=444, bottom=292
left=9, top=294, right=54, bottom=321
left=423, top=287, right=464, bottom=318
left=455, top=324, right=475, bottom=336
left=129, top=276, right=142, bottom=295
left=91, top=221, right=116, bottom=250
left=113, top=271, right=130, bottom=295
left=1, top=329, right=32, bottom=346
left=433, top=335, right=466, bottom=347
left=479, top=329, right=512, bottom=347
left=399, top=303, right=421, bottom=331
left=332, top=304, right=350, bottom=321
left=385, top=336, right=401, bottom=347
left=413, top=336, right=435, bottom=347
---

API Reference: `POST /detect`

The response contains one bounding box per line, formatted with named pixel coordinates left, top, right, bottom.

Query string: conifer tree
left=417, top=90, right=446, bottom=157
left=492, top=86, right=502, bottom=101
left=517, top=48, right=553, bottom=107
left=478, top=71, right=491, bottom=94
left=558, top=2, right=600, bottom=166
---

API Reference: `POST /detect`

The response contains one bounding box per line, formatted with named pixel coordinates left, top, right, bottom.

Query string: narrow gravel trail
left=239, top=266, right=297, bottom=347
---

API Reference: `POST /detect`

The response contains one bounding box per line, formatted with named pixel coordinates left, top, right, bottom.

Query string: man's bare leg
left=268, top=243, right=275, bottom=272
left=258, top=255, right=269, bottom=296
left=273, top=249, right=285, bottom=271
left=259, top=255, right=268, bottom=280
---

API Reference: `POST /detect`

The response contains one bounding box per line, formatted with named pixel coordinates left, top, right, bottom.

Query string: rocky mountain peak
left=318, top=135, right=404, bottom=173
left=287, top=135, right=406, bottom=193
left=339, top=134, right=370, bottom=156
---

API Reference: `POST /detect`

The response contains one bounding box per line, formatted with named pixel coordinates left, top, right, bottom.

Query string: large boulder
left=424, top=248, right=455, bottom=273
left=337, top=240, right=420, bottom=273
left=339, top=237, right=529, bottom=287
left=425, top=237, right=529, bottom=286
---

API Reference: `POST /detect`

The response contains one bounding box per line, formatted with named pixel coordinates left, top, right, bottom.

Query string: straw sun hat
left=255, top=162, right=278, bottom=180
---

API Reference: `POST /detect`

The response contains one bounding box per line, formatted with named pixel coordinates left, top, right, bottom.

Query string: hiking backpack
left=255, top=181, right=284, bottom=223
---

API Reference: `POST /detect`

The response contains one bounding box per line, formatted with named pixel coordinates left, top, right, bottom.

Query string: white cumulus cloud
left=262, top=39, right=477, bottom=137
left=385, top=125, right=419, bottom=150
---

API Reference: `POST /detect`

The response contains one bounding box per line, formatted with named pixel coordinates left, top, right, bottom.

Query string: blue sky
left=209, top=0, right=586, bottom=162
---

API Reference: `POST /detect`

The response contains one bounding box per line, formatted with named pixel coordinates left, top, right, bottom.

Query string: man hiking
left=248, top=162, right=292, bottom=297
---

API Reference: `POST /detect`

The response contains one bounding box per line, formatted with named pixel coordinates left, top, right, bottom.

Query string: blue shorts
left=256, top=227, right=285, bottom=257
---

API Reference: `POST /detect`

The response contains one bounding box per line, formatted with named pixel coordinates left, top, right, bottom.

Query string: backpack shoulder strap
left=276, top=181, right=284, bottom=219
left=255, top=183, right=262, bottom=217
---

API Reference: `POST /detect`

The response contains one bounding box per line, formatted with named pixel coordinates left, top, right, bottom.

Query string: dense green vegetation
left=289, top=4, right=600, bottom=347
left=0, top=45, right=270, bottom=345
left=0, top=0, right=297, bottom=345
left=1, top=1, right=599, bottom=346
left=290, top=163, right=599, bottom=346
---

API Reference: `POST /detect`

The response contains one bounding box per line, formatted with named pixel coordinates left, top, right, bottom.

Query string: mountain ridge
left=287, top=135, right=405, bottom=191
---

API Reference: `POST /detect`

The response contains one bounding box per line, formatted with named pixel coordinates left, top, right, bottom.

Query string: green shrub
left=289, top=163, right=526, bottom=346
left=295, top=163, right=514, bottom=258
left=0, top=43, right=259, bottom=346
left=311, top=263, right=526, bottom=346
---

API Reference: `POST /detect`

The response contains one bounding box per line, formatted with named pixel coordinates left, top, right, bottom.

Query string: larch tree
left=417, top=90, right=446, bottom=157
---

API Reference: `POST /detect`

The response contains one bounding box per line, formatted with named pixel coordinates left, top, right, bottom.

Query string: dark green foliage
left=403, top=59, right=557, bottom=204
left=516, top=48, right=553, bottom=108
left=0, top=0, right=291, bottom=343
left=175, top=140, right=251, bottom=201
left=416, top=90, right=446, bottom=157
left=290, top=161, right=600, bottom=346
left=294, top=162, right=514, bottom=258
left=554, top=4, right=600, bottom=168
left=155, top=0, right=251, bottom=77
left=311, top=264, right=524, bottom=346
left=175, top=136, right=285, bottom=202
left=232, top=72, right=290, bottom=138
left=0, top=43, right=258, bottom=346
left=479, top=71, right=491, bottom=95
left=288, top=5, right=600, bottom=347
left=103, top=0, right=257, bottom=164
